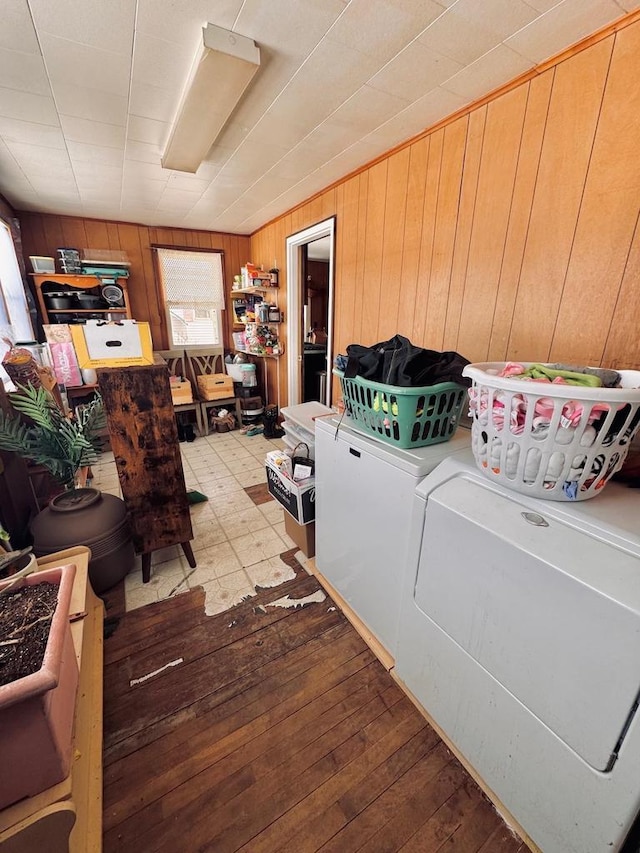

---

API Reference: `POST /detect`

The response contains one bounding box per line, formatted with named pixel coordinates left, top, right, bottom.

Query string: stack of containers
left=280, top=401, right=333, bottom=460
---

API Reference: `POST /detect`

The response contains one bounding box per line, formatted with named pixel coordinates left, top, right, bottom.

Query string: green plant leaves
left=0, top=384, right=106, bottom=488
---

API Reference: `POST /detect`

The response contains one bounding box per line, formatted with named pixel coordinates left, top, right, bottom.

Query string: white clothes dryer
left=315, top=415, right=471, bottom=661
left=395, top=450, right=640, bottom=853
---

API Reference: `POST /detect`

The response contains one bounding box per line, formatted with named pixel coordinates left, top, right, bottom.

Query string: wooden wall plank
left=444, top=106, right=487, bottom=351
left=549, top=22, right=640, bottom=365
left=412, top=130, right=443, bottom=346
left=360, top=160, right=388, bottom=345
left=488, top=72, right=554, bottom=361
left=602, top=214, right=640, bottom=369
left=456, top=87, right=528, bottom=362
left=507, top=37, right=613, bottom=361
left=423, top=117, right=467, bottom=350
left=396, top=138, right=428, bottom=340
left=377, top=148, right=411, bottom=341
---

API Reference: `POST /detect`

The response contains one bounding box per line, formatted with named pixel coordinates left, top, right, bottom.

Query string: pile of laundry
left=468, top=362, right=640, bottom=499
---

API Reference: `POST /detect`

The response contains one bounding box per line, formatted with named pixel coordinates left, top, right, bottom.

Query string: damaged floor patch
left=130, top=657, right=184, bottom=687
left=266, top=590, right=327, bottom=610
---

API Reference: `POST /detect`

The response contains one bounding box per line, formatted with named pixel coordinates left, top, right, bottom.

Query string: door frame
left=286, top=216, right=336, bottom=407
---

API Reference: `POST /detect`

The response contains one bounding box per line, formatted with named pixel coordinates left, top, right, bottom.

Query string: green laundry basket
left=334, top=369, right=466, bottom=449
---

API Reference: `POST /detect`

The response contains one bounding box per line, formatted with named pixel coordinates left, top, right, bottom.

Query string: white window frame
left=154, top=246, right=225, bottom=351
left=0, top=219, right=34, bottom=388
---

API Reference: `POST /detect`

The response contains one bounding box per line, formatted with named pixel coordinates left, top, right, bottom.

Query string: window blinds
left=156, top=248, right=225, bottom=310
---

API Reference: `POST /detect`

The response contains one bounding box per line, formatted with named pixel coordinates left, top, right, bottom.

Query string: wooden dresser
left=97, top=356, right=195, bottom=581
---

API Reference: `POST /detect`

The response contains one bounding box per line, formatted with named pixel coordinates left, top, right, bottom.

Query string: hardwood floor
left=103, top=559, right=527, bottom=852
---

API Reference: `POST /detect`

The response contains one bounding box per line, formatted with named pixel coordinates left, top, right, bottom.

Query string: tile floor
left=89, top=430, right=309, bottom=615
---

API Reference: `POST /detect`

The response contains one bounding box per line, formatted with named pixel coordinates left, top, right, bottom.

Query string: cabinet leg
left=181, top=541, right=196, bottom=568
left=142, top=553, right=152, bottom=583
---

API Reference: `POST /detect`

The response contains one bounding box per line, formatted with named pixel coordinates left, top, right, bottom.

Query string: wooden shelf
left=45, top=308, right=128, bottom=314
left=231, top=287, right=279, bottom=296
left=32, top=273, right=131, bottom=327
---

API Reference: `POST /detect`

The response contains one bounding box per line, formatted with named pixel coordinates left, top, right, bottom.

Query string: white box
left=265, top=459, right=315, bottom=524
left=70, top=320, right=153, bottom=368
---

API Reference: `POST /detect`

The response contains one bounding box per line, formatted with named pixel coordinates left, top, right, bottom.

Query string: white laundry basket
left=463, top=362, right=640, bottom=501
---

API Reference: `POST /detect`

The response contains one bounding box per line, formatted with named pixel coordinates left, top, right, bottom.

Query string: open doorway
left=285, top=217, right=335, bottom=407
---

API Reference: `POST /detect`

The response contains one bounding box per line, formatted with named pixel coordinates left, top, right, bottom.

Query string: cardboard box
left=265, top=459, right=315, bottom=524
left=196, top=373, right=234, bottom=400
left=70, top=320, right=153, bottom=368
left=170, top=377, right=193, bottom=405
left=43, top=325, right=83, bottom=387
left=284, top=512, right=315, bottom=558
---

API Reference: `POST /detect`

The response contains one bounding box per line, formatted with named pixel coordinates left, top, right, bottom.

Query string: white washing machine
left=315, top=415, right=471, bottom=660
left=395, top=450, right=640, bottom=853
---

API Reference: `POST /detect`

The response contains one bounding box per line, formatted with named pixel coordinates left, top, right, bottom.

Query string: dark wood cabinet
left=97, top=356, right=195, bottom=582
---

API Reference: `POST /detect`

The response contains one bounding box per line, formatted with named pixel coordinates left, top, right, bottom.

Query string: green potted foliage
left=0, top=383, right=135, bottom=594
left=0, top=383, right=105, bottom=490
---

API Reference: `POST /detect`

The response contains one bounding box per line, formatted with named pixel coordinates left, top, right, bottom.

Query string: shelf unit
left=231, top=284, right=283, bottom=357
left=31, top=273, right=131, bottom=326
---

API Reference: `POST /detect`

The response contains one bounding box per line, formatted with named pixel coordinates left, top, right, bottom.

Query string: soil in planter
left=0, top=582, right=58, bottom=687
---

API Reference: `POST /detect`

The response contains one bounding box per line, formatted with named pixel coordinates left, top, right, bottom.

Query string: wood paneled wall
left=18, top=213, right=250, bottom=352
left=251, top=15, right=640, bottom=408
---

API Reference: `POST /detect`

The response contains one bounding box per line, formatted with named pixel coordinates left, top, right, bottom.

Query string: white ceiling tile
left=376, top=85, right=468, bottom=138
left=157, top=188, right=200, bottom=211
left=125, top=139, right=162, bottom=165
left=54, top=84, right=128, bottom=126
left=0, top=116, right=65, bottom=149
left=40, top=35, right=131, bottom=98
left=71, top=161, right=122, bottom=181
left=0, top=87, right=59, bottom=125
left=235, top=0, right=347, bottom=57
left=326, top=0, right=445, bottom=61
left=135, top=0, right=244, bottom=47
left=0, top=0, right=41, bottom=54
left=273, top=40, right=380, bottom=123
left=59, top=115, right=126, bottom=148
left=127, top=115, right=170, bottom=146
left=323, top=84, right=411, bottom=135
left=132, top=33, right=195, bottom=90
left=524, top=0, right=572, bottom=11
left=418, top=9, right=507, bottom=65
left=123, top=160, right=172, bottom=182
left=505, top=0, right=625, bottom=63
left=367, top=40, right=465, bottom=101
left=166, top=173, right=213, bottom=193
left=29, top=0, right=136, bottom=56
left=614, top=0, right=640, bottom=9
left=441, top=44, right=534, bottom=100
left=129, top=81, right=181, bottom=123
left=450, top=0, right=541, bottom=39
left=4, top=141, right=72, bottom=171
left=67, top=140, right=124, bottom=167
left=0, top=48, right=52, bottom=97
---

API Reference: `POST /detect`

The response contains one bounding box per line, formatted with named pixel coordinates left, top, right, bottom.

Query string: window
left=155, top=247, right=225, bottom=348
left=0, top=220, right=34, bottom=387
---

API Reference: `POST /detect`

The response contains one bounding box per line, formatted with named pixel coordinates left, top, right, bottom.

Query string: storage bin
left=196, top=373, right=234, bottom=400
left=334, top=369, right=466, bottom=449
left=464, top=362, right=640, bottom=501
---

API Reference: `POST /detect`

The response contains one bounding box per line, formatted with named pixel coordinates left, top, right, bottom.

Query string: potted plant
left=0, top=383, right=135, bottom=594
left=0, top=560, right=78, bottom=809
left=0, top=382, right=105, bottom=490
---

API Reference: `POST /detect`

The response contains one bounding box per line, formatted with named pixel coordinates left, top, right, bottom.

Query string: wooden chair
left=157, top=349, right=203, bottom=436
left=185, top=349, right=242, bottom=435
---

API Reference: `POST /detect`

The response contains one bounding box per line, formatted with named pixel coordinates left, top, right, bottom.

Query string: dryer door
left=413, top=477, right=640, bottom=771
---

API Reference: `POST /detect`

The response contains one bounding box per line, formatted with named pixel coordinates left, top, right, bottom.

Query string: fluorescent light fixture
left=162, top=23, right=260, bottom=173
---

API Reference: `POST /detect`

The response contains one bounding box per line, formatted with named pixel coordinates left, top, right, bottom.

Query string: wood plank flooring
left=103, top=559, right=527, bottom=853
